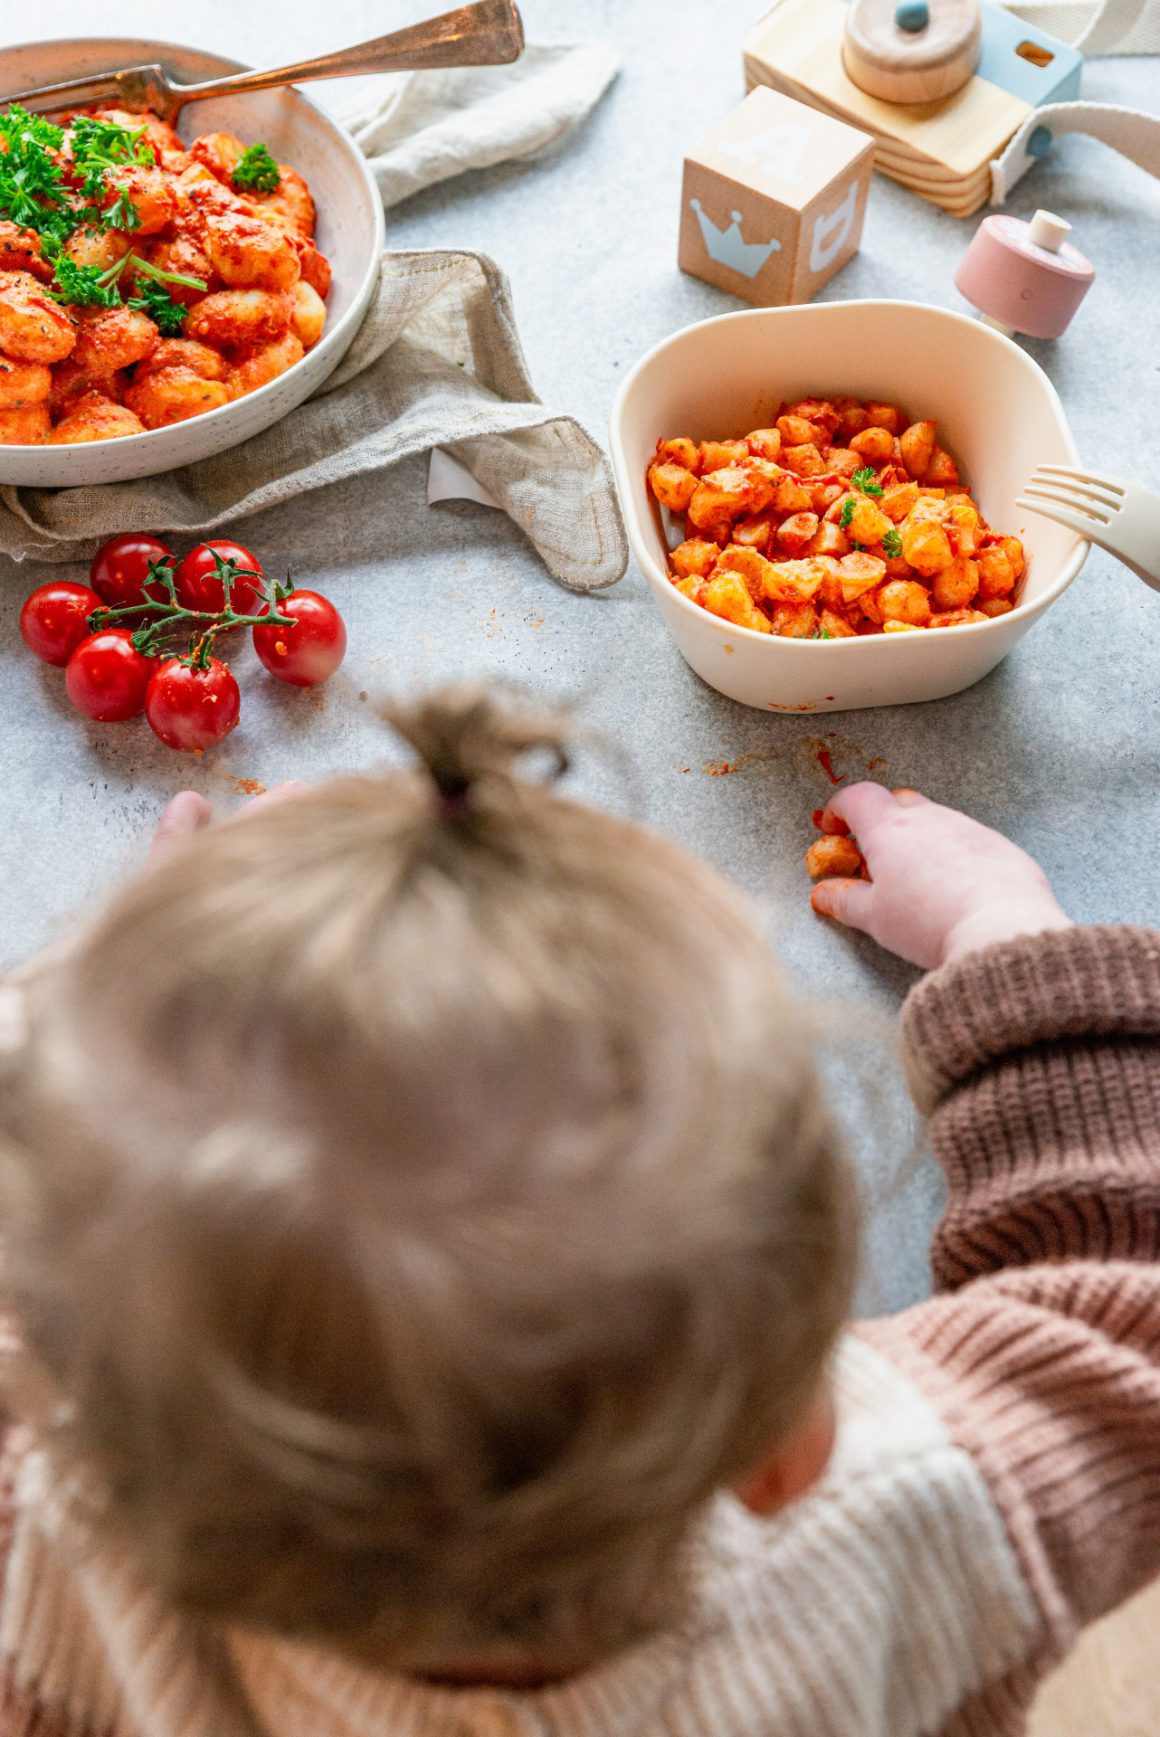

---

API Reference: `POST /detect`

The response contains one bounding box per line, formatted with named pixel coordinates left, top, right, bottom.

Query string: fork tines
left=1016, top=463, right=1126, bottom=534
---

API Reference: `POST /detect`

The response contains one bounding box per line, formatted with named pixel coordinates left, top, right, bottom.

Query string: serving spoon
left=0, top=0, right=525, bottom=120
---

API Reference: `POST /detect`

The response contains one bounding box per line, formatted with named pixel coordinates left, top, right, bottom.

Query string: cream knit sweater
left=1, top=924, right=1158, bottom=1737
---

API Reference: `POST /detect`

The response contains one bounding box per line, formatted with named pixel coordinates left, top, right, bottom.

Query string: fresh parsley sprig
left=68, top=115, right=154, bottom=201
left=103, top=188, right=143, bottom=233
left=850, top=466, right=884, bottom=497
left=882, top=527, right=903, bottom=558
left=0, top=106, right=64, bottom=154
left=0, top=107, right=157, bottom=248
left=127, top=278, right=189, bottom=336
left=0, top=104, right=71, bottom=239
left=232, top=143, right=280, bottom=195
left=49, top=248, right=206, bottom=335
left=839, top=498, right=855, bottom=531
left=48, top=256, right=122, bottom=308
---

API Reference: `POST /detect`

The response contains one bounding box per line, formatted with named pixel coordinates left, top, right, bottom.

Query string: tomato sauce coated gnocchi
left=0, top=105, right=331, bottom=445
left=646, top=396, right=1026, bottom=638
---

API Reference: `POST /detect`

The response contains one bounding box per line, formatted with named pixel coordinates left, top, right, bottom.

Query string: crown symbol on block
left=690, top=200, right=781, bottom=278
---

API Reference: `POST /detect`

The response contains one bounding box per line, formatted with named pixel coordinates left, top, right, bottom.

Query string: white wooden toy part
left=679, top=87, right=874, bottom=307
left=744, top=0, right=1083, bottom=215
left=955, top=207, right=1094, bottom=338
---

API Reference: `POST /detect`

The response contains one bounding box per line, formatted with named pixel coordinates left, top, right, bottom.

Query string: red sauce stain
left=226, top=776, right=267, bottom=797
left=817, top=748, right=845, bottom=784
left=703, top=758, right=738, bottom=776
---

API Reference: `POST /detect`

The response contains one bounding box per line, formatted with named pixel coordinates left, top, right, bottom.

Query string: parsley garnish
left=0, top=106, right=64, bottom=154
left=883, top=527, right=903, bottom=558
left=0, top=108, right=155, bottom=247
left=839, top=498, right=855, bottom=530
left=50, top=249, right=205, bottom=334
left=127, top=278, right=187, bottom=335
left=851, top=466, right=884, bottom=496
left=811, top=626, right=833, bottom=640
left=102, top=189, right=142, bottom=232
left=68, top=115, right=153, bottom=199
left=232, top=143, right=280, bottom=194
left=48, top=257, right=122, bottom=307
left=0, top=105, right=70, bottom=239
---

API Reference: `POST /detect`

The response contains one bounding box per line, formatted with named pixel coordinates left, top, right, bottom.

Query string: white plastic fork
left=1016, top=464, right=1160, bottom=594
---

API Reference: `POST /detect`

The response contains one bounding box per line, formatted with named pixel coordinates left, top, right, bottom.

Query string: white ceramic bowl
left=0, top=37, right=384, bottom=487
left=609, top=300, right=1088, bottom=713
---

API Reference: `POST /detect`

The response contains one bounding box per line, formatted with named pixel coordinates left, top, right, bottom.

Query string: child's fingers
left=146, top=791, right=213, bottom=867
left=825, top=781, right=897, bottom=838
left=232, top=780, right=310, bottom=817
left=811, top=876, right=875, bottom=931
left=813, top=804, right=851, bottom=836
left=890, top=787, right=929, bottom=806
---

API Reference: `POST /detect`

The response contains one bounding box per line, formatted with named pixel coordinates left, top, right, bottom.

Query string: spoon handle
left=173, top=0, right=524, bottom=106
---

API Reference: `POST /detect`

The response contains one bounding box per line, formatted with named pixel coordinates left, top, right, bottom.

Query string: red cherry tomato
left=65, top=631, right=153, bottom=722
left=252, top=590, right=346, bottom=687
left=19, top=581, right=102, bottom=666
left=144, top=657, right=241, bottom=753
left=89, top=533, right=174, bottom=608
left=174, top=541, right=266, bottom=617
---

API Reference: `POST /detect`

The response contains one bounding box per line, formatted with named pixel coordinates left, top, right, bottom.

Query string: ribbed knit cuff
left=901, top=926, right=1160, bottom=1112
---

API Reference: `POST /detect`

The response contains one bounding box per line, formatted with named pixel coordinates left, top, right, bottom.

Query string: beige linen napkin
left=0, top=46, right=627, bottom=592
left=0, top=251, right=627, bottom=591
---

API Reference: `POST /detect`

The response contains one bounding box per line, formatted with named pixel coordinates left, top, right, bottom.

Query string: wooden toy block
left=744, top=0, right=1083, bottom=217
left=679, top=87, right=875, bottom=306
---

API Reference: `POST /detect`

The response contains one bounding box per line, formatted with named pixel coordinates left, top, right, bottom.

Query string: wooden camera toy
left=744, top=0, right=1083, bottom=215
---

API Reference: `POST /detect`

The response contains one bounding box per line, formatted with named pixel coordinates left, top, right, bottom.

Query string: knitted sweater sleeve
left=859, top=926, right=1160, bottom=1658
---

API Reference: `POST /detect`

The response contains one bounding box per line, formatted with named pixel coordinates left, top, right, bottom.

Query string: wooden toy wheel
left=842, top=0, right=982, bottom=104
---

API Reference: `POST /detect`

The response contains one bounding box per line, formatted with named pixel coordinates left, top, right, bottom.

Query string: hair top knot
left=383, top=683, right=572, bottom=820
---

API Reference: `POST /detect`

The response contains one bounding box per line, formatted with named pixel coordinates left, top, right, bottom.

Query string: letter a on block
left=719, top=121, right=811, bottom=185
left=809, top=181, right=860, bottom=274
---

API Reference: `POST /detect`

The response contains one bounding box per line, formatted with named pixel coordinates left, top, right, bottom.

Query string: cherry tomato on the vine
left=65, top=631, right=154, bottom=722
left=252, top=590, right=346, bottom=687
left=144, top=657, right=241, bottom=753
left=89, top=533, right=174, bottom=608
left=174, top=541, right=266, bottom=618
left=19, top=582, right=102, bottom=666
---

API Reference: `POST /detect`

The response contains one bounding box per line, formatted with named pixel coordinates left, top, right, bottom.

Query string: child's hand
left=145, top=791, right=213, bottom=867
left=145, top=784, right=309, bottom=868
left=810, top=783, right=1072, bottom=970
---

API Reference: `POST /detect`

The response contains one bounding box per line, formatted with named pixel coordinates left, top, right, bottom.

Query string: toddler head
left=0, top=686, right=855, bottom=1671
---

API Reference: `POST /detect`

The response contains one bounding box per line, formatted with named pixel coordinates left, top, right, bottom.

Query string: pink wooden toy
left=954, top=208, right=1094, bottom=338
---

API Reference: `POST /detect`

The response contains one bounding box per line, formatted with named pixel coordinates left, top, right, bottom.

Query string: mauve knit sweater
left=0, top=924, right=1157, bottom=1737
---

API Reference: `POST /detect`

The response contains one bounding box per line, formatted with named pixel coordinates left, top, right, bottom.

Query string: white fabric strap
left=990, top=0, right=1160, bottom=201
left=1004, top=0, right=1160, bottom=52
left=991, top=97, right=1160, bottom=199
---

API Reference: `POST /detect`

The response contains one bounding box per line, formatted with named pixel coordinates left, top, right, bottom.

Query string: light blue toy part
left=976, top=1, right=1083, bottom=104
left=690, top=201, right=782, bottom=278
left=894, top=1, right=930, bottom=31
left=838, top=0, right=1083, bottom=107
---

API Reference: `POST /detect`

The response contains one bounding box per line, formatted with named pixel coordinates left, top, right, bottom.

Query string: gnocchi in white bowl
left=609, top=301, right=1089, bottom=714
left=0, top=38, right=383, bottom=486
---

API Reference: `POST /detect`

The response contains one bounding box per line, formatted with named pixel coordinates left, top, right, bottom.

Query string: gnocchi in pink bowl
left=0, top=38, right=383, bottom=487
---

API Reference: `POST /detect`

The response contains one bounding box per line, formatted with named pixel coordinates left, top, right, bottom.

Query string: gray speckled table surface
left=2, top=0, right=1158, bottom=1309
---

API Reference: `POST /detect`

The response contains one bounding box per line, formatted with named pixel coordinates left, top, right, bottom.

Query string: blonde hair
left=0, top=685, right=856, bottom=1667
